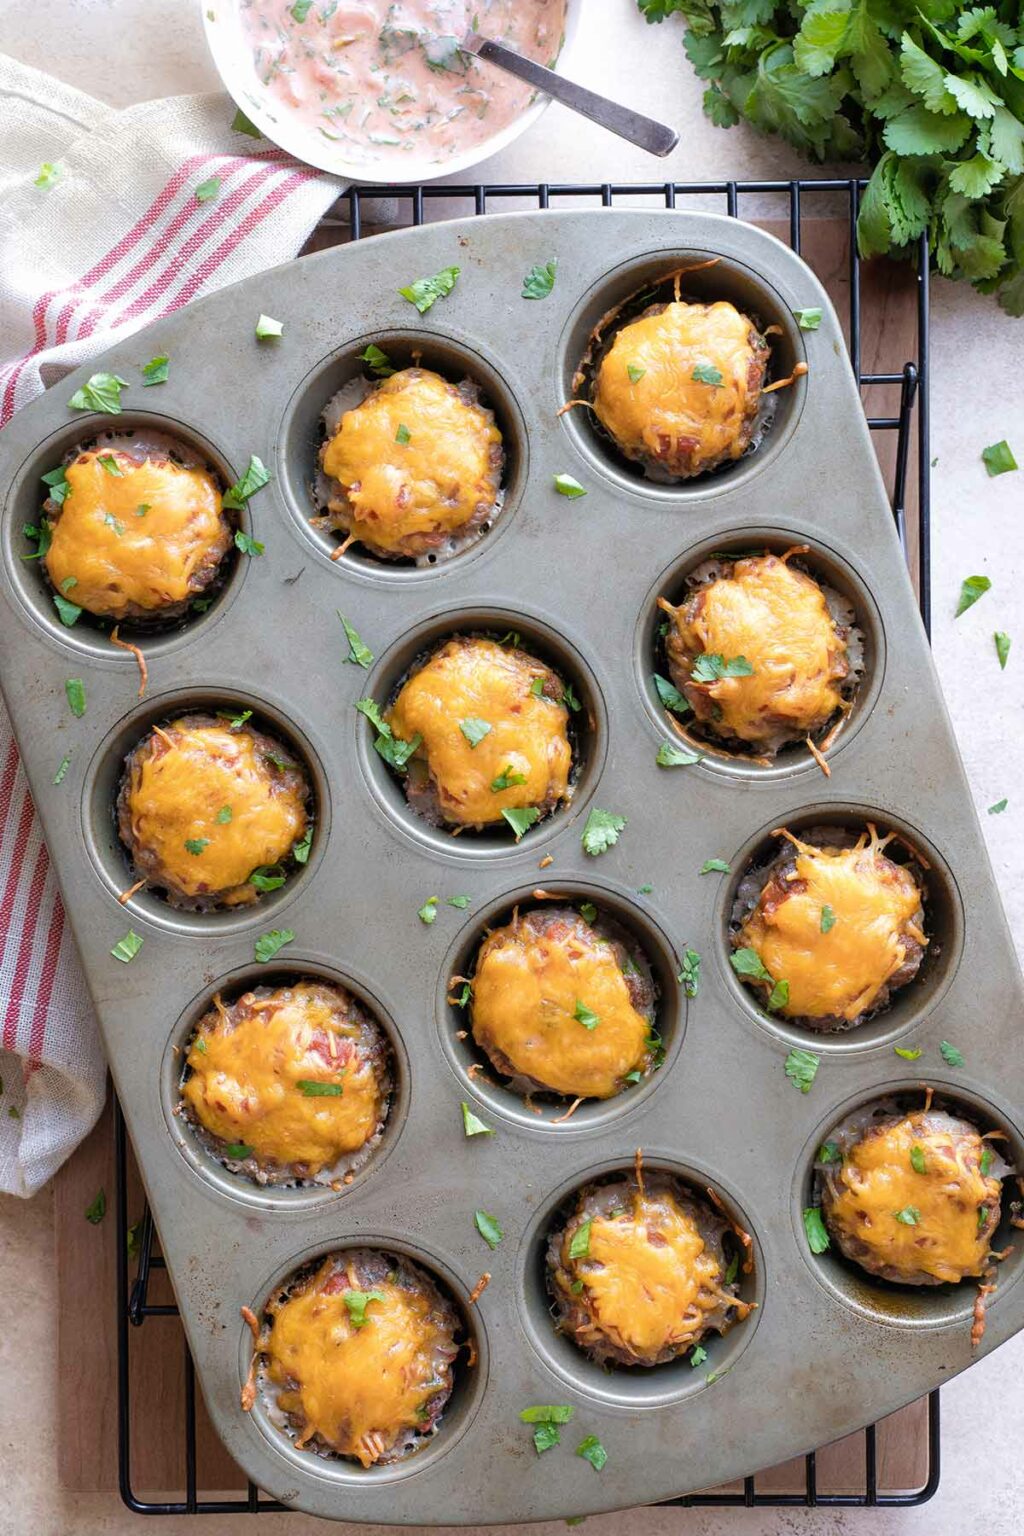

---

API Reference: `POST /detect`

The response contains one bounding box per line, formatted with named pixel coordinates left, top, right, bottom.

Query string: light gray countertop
left=0, top=1, right=1021, bottom=1532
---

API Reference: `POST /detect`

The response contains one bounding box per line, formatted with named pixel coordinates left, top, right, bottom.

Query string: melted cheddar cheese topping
left=577, top=1191, right=722, bottom=1356
left=44, top=450, right=228, bottom=617
left=593, top=302, right=762, bottom=475
left=266, top=1276, right=446, bottom=1466
left=670, top=555, right=847, bottom=743
left=183, top=984, right=383, bottom=1173
left=321, top=369, right=501, bottom=554
left=738, top=833, right=926, bottom=1021
left=386, top=638, right=572, bottom=827
left=826, top=1113, right=1000, bottom=1283
left=122, top=721, right=308, bottom=902
left=472, top=918, right=650, bottom=1097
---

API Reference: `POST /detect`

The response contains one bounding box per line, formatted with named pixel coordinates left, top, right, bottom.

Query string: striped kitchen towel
left=0, top=54, right=341, bottom=1196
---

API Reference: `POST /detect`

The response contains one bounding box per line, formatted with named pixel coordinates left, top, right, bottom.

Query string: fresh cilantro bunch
left=639, top=0, right=1024, bottom=313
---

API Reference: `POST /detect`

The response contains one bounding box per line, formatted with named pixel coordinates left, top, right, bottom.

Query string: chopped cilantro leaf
left=893, top=1206, right=921, bottom=1225
left=803, top=1207, right=830, bottom=1252
left=224, top=1142, right=253, bottom=1160
left=995, top=632, right=1011, bottom=670
left=343, top=1288, right=386, bottom=1327
left=359, top=343, right=395, bottom=376
left=111, top=930, right=143, bottom=963
left=223, top=455, right=270, bottom=509
left=569, top=1218, right=592, bottom=1259
left=794, top=307, right=823, bottom=329
left=65, top=679, right=86, bottom=717
left=784, top=1047, right=819, bottom=1093
left=989, top=798, right=1008, bottom=814
left=447, top=894, right=470, bottom=909
left=395, top=422, right=412, bottom=444
left=85, top=1189, right=106, bottom=1225
left=940, top=1040, right=965, bottom=1067
left=461, top=1101, right=493, bottom=1137
left=339, top=612, right=373, bottom=667
left=654, top=672, right=690, bottom=714
left=418, top=896, right=438, bottom=925
left=573, top=999, right=600, bottom=1030
left=678, top=947, right=701, bottom=997
left=502, top=805, right=539, bottom=840
left=581, top=807, right=625, bottom=856
left=184, top=838, right=210, bottom=856
left=474, top=1209, right=503, bottom=1249
left=68, top=372, right=128, bottom=415
left=956, top=574, right=991, bottom=617
left=692, top=362, right=724, bottom=386
left=231, top=108, right=262, bottom=138
left=627, top=362, right=646, bottom=383
left=249, top=865, right=286, bottom=891
left=577, top=1435, right=607, bottom=1471
left=522, top=259, right=557, bottom=299
left=255, top=314, right=283, bottom=341
left=982, top=440, right=1017, bottom=477
left=292, top=825, right=312, bottom=863
left=910, top=1144, right=927, bottom=1174
left=297, top=1080, right=343, bottom=1096
left=234, top=529, right=264, bottom=557
left=817, top=1141, right=841, bottom=1164
left=579, top=902, right=597, bottom=924
left=690, top=1345, right=708, bottom=1367
left=553, top=473, right=587, bottom=498
left=658, top=741, right=701, bottom=766
left=53, top=594, right=82, bottom=626
left=490, top=764, right=528, bottom=792
left=53, top=751, right=72, bottom=785
left=398, top=264, right=460, bottom=313
left=460, top=716, right=492, bottom=747
left=533, top=1424, right=560, bottom=1454
left=40, top=466, right=70, bottom=506
left=691, top=652, right=754, bottom=682
left=699, top=858, right=730, bottom=875
left=34, top=161, right=60, bottom=189
left=894, top=1045, right=922, bottom=1060
left=730, top=947, right=772, bottom=981
left=820, top=904, right=836, bottom=933
left=254, top=928, right=294, bottom=962
left=195, top=175, right=221, bottom=203
left=141, top=355, right=169, bottom=386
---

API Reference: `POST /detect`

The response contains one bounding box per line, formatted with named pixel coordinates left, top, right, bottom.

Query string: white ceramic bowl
left=202, top=1, right=582, bottom=184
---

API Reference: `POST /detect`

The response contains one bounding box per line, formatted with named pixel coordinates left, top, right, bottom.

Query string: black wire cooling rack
left=115, top=177, right=938, bottom=1515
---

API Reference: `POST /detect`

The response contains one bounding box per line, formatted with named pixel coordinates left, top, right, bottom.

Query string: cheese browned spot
left=320, top=368, right=502, bottom=558
left=547, top=1173, right=749, bottom=1367
left=592, top=301, right=768, bottom=480
left=262, top=1252, right=460, bottom=1467
left=471, top=908, right=654, bottom=1099
left=663, top=554, right=849, bottom=750
left=182, top=982, right=388, bottom=1178
left=386, top=637, right=573, bottom=830
left=821, top=1110, right=1002, bottom=1285
left=118, top=716, right=309, bottom=907
left=736, top=828, right=927, bottom=1024
left=44, top=449, right=230, bottom=619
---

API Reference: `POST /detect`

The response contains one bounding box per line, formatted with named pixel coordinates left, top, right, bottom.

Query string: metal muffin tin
left=2, top=210, right=1023, bottom=1524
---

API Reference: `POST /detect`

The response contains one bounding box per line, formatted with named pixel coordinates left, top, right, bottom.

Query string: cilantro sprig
left=637, top=0, right=1024, bottom=316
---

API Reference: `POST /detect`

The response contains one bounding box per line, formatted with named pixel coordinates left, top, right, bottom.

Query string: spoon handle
left=462, top=34, right=679, bottom=158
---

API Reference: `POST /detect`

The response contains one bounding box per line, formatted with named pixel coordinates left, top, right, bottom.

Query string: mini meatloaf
left=547, top=1170, right=750, bottom=1367
left=181, top=981, right=391, bottom=1184
left=731, top=826, right=929, bottom=1031
left=118, top=714, right=311, bottom=908
left=814, top=1101, right=1008, bottom=1287
left=317, top=367, right=503, bottom=561
left=659, top=550, right=861, bottom=756
left=42, top=432, right=231, bottom=621
left=590, top=300, right=770, bottom=480
left=255, top=1249, right=462, bottom=1466
left=383, top=636, right=574, bottom=833
left=469, top=906, right=657, bottom=1100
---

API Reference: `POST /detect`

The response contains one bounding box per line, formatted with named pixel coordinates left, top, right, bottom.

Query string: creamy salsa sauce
left=240, top=0, right=567, bottom=166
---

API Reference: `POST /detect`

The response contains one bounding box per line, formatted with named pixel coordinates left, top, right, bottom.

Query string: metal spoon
left=460, top=31, right=679, bottom=158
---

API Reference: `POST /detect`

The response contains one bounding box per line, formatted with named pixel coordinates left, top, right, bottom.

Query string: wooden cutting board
left=52, top=213, right=929, bottom=1504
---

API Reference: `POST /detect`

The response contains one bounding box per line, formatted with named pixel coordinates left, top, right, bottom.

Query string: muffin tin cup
left=1, top=209, right=1022, bottom=1524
